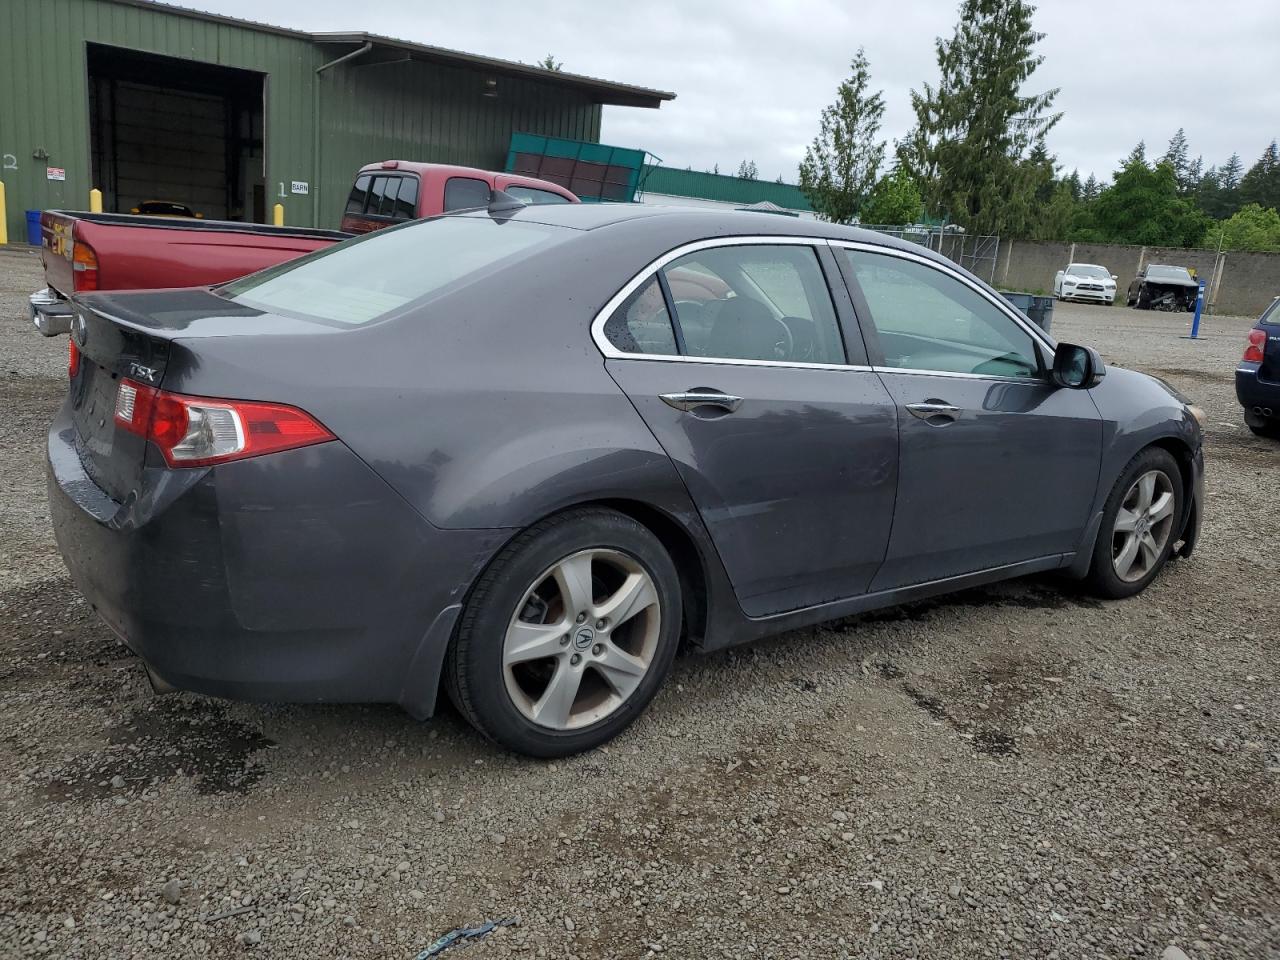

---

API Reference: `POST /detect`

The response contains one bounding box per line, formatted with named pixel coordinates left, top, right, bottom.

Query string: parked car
left=1053, top=263, right=1117, bottom=304
left=29, top=162, right=577, bottom=336
left=130, top=200, right=203, bottom=218
left=1127, top=264, right=1199, bottom=311
left=47, top=204, right=1205, bottom=757
left=1236, top=296, right=1280, bottom=438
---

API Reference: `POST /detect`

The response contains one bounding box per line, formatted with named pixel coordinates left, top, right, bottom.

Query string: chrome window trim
left=590, top=235, right=871, bottom=372
left=828, top=239, right=1058, bottom=354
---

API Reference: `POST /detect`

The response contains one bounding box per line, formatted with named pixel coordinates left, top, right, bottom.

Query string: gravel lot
left=1, top=247, right=1277, bottom=960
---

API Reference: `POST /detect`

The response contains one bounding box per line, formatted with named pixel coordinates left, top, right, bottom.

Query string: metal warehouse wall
left=0, top=0, right=320, bottom=241
left=314, top=58, right=601, bottom=228
left=0, top=0, right=608, bottom=239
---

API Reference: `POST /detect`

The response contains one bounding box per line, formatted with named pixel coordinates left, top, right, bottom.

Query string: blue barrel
left=25, top=210, right=42, bottom=246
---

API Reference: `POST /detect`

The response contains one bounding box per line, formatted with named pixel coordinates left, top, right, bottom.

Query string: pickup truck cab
left=338, top=161, right=577, bottom=234
left=1237, top=296, right=1280, bottom=439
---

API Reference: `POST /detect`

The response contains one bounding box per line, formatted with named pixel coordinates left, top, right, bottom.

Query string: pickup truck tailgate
left=40, top=211, right=82, bottom=298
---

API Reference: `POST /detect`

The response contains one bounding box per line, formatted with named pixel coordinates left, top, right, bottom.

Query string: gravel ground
left=1, top=249, right=1277, bottom=960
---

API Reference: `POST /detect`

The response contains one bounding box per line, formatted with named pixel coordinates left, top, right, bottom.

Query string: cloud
left=195, top=0, right=1279, bottom=184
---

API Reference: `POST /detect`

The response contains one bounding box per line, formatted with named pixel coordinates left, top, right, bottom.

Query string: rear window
left=220, top=218, right=563, bottom=326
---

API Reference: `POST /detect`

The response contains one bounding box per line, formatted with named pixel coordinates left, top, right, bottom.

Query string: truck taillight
left=113, top=379, right=334, bottom=467
left=72, top=242, right=99, bottom=292
left=68, top=339, right=80, bottom=379
left=1243, top=329, right=1266, bottom=363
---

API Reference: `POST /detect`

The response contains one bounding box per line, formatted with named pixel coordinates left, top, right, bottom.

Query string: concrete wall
left=995, top=240, right=1279, bottom=317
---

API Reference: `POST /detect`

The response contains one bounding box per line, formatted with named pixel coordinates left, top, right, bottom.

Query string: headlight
left=1187, top=404, right=1206, bottom=427
left=1063, top=279, right=1077, bottom=286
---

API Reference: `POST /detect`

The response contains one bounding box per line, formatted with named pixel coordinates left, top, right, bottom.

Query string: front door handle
left=905, top=400, right=961, bottom=423
left=660, top=390, right=744, bottom=413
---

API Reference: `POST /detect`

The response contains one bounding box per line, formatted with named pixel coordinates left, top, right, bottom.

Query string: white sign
left=46, top=166, right=65, bottom=181
left=290, top=181, right=310, bottom=195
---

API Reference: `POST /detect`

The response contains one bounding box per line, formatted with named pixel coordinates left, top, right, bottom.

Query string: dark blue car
left=1237, top=297, right=1280, bottom=439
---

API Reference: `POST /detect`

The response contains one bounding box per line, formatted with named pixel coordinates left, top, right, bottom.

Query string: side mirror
left=1051, top=342, right=1106, bottom=389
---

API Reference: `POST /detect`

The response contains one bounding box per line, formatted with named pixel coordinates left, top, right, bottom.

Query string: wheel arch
left=1067, top=434, right=1198, bottom=579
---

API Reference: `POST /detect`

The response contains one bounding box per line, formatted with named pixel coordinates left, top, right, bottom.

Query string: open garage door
left=87, top=45, right=265, bottom=222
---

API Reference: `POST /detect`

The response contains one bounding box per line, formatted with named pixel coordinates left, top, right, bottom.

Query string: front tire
left=1084, top=448, right=1184, bottom=599
left=445, top=508, right=681, bottom=757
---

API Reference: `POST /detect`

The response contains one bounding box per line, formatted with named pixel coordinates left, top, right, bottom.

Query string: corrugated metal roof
left=102, top=0, right=675, bottom=107
left=641, top=166, right=813, bottom=212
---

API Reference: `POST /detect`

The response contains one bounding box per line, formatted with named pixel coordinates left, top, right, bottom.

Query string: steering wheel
left=770, top=316, right=794, bottom=360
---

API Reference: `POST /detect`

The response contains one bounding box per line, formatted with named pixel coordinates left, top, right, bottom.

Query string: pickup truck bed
left=32, top=211, right=347, bottom=335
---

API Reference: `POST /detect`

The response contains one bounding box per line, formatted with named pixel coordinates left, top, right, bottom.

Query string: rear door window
left=444, top=177, right=491, bottom=212
left=661, top=245, right=846, bottom=364
left=603, top=276, right=678, bottom=355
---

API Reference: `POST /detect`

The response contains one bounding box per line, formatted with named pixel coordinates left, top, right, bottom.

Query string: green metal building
left=0, top=0, right=673, bottom=240
left=639, top=166, right=814, bottom=216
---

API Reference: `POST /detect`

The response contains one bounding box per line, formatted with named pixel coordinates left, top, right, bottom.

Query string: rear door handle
left=660, top=390, right=744, bottom=413
left=905, top=401, right=961, bottom=423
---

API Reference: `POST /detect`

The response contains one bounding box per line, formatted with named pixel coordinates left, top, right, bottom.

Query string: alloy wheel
left=1111, top=470, right=1176, bottom=582
left=502, top=548, right=662, bottom=730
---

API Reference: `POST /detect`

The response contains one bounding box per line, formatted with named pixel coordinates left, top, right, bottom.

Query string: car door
left=833, top=243, right=1103, bottom=591
left=597, top=239, right=899, bottom=618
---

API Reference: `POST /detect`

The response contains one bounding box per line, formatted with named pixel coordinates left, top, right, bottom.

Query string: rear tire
left=445, top=508, right=681, bottom=757
left=1084, top=448, right=1184, bottom=599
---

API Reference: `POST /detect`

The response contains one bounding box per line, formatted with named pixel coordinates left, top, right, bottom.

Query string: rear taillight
left=72, top=241, right=99, bottom=292
left=68, top=339, right=80, bottom=379
left=113, top=379, right=334, bottom=467
left=1244, top=329, right=1266, bottom=363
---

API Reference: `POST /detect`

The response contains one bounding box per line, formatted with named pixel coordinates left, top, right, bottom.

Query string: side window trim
left=828, top=240, right=1057, bottom=373
left=591, top=236, right=872, bottom=371
left=654, top=270, right=688, bottom=356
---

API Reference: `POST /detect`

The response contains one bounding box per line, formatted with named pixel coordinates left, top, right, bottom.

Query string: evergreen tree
left=736, top=159, right=759, bottom=180
left=1125, top=140, right=1148, bottom=168
left=898, top=0, right=1060, bottom=235
left=798, top=48, right=886, bottom=223
left=1185, top=155, right=1203, bottom=191
left=1205, top=203, right=1280, bottom=252
left=537, top=54, right=562, bottom=72
left=1063, top=169, right=1082, bottom=201
left=1081, top=173, right=1101, bottom=202
left=1220, top=153, right=1244, bottom=191
left=1163, top=128, right=1190, bottom=188
left=1239, top=141, right=1280, bottom=211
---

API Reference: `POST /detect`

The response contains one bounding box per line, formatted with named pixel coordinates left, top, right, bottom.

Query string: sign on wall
left=46, top=167, right=66, bottom=181
left=290, top=181, right=309, bottom=195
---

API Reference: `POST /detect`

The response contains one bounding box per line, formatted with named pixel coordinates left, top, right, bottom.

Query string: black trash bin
left=1000, top=292, right=1054, bottom=334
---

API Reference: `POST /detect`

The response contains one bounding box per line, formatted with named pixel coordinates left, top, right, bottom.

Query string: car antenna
left=487, top=189, right=527, bottom=220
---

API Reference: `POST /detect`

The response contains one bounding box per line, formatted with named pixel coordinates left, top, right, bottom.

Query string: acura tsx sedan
left=48, top=201, right=1205, bottom=756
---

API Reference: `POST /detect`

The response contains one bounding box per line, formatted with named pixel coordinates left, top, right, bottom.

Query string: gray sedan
left=47, top=202, right=1205, bottom=756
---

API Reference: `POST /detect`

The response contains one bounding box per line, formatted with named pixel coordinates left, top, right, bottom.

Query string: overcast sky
left=202, top=0, right=1277, bottom=186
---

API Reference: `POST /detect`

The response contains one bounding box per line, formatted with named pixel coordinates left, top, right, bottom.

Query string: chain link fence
left=860, top=225, right=1001, bottom=285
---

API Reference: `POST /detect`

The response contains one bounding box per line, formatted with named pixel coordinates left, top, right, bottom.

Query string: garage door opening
left=87, top=44, right=265, bottom=222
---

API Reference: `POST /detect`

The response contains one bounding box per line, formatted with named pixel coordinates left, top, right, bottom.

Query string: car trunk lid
left=66, top=288, right=332, bottom=502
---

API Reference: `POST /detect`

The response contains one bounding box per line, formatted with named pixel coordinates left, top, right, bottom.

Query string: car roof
left=459, top=201, right=934, bottom=250
left=354, top=161, right=575, bottom=196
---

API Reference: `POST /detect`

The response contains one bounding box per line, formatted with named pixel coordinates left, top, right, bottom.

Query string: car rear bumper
left=47, top=408, right=507, bottom=717
left=1236, top=364, right=1280, bottom=415
left=29, top=287, right=74, bottom=336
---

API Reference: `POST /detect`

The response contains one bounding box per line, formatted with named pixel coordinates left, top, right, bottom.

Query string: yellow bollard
left=0, top=180, right=8, bottom=245
left=89, top=188, right=103, bottom=213
left=273, top=203, right=284, bottom=226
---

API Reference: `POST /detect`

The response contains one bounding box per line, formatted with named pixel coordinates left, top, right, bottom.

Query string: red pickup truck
left=29, top=162, right=577, bottom=335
